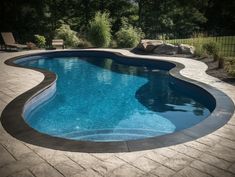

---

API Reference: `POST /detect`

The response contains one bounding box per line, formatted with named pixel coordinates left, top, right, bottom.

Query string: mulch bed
left=199, top=57, right=235, bottom=86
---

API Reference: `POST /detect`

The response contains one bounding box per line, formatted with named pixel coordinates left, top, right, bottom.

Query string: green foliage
left=109, top=40, right=118, bottom=48
left=115, top=24, right=144, bottom=48
left=138, top=0, right=208, bottom=38
left=202, top=41, right=219, bottom=56
left=34, top=35, right=46, bottom=48
left=167, top=35, right=235, bottom=57
left=1, top=0, right=235, bottom=45
left=88, top=12, right=112, bottom=47
left=77, top=38, right=93, bottom=48
left=225, top=58, right=235, bottom=76
left=55, top=24, right=80, bottom=48
left=194, top=44, right=206, bottom=57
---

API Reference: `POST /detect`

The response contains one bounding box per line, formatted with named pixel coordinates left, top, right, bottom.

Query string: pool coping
left=1, top=49, right=234, bottom=153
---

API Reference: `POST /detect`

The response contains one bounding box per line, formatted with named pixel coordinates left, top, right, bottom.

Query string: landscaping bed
left=131, top=48, right=235, bottom=86
left=200, top=57, right=235, bottom=86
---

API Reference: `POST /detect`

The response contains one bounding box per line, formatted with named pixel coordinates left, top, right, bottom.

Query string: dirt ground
left=199, top=57, right=235, bottom=86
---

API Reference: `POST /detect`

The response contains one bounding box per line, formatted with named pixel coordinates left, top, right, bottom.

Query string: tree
left=1, top=0, right=234, bottom=43
left=204, top=0, right=235, bottom=35
left=137, top=0, right=208, bottom=38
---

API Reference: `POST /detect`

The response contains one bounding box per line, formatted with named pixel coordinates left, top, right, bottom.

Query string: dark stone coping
left=1, top=50, right=234, bottom=153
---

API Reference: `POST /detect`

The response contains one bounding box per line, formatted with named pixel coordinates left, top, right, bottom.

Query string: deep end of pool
left=1, top=50, right=234, bottom=152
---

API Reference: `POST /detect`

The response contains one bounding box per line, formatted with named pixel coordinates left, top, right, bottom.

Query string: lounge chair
left=52, top=39, right=64, bottom=49
left=1, top=32, right=28, bottom=50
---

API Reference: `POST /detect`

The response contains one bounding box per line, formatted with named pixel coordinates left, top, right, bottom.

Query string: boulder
left=153, top=43, right=178, bottom=55
left=137, top=39, right=163, bottom=52
left=178, top=44, right=195, bottom=55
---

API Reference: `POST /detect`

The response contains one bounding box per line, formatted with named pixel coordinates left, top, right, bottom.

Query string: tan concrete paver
left=155, top=148, right=178, bottom=158
left=164, top=153, right=194, bottom=171
left=145, top=151, right=169, bottom=164
left=228, top=118, right=235, bottom=126
left=140, top=173, right=158, bottom=177
left=170, top=144, right=203, bottom=158
left=213, top=126, right=235, bottom=141
left=55, top=159, right=84, bottom=177
left=65, top=152, right=103, bottom=169
left=190, top=160, right=234, bottom=177
left=91, top=153, right=116, bottom=161
left=130, top=156, right=161, bottom=172
left=205, top=144, right=235, bottom=162
left=0, top=152, right=44, bottom=177
left=115, top=151, right=146, bottom=163
left=91, top=156, right=126, bottom=176
left=1, top=140, right=33, bottom=160
left=30, top=147, right=71, bottom=165
left=0, top=100, right=6, bottom=112
left=0, top=144, right=16, bottom=167
left=8, top=170, right=35, bottom=177
left=106, top=164, right=145, bottom=177
left=1, top=50, right=235, bottom=177
left=228, top=163, right=235, bottom=174
left=198, top=153, right=231, bottom=170
left=150, top=165, right=176, bottom=177
left=196, top=134, right=221, bottom=148
left=172, top=167, right=211, bottom=177
left=72, top=168, right=103, bottom=177
left=0, top=91, right=12, bottom=103
left=30, top=163, right=64, bottom=177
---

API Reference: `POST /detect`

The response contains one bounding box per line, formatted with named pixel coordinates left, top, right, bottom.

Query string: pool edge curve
left=1, top=49, right=234, bottom=153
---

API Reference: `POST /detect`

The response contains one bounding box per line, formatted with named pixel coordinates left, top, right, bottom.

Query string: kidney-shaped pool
left=1, top=50, right=234, bottom=152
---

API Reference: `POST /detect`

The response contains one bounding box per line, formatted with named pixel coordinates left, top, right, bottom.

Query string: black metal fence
left=167, top=36, right=235, bottom=57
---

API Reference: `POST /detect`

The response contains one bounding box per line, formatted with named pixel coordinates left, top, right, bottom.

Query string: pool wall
left=1, top=50, right=234, bottom=152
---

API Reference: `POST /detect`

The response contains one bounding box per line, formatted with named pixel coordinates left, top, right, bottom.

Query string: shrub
left=77, top=38, right=93, bottom=48
left=34, top=35, right=46, bottom=48
left=202, top=41, right=219, bottom=59
left=115, top=25, right=144, bottom=48
left=194, top=43, right=206, bottom=57
left=225, top=58, right=235, bottom=76
left=191, top=40, right=220, bottom=59
left=88, top=12, right=111, bottom=47
left=109, top=40, right=117, bottom=48
left=55, top=24, right=80, bottom=48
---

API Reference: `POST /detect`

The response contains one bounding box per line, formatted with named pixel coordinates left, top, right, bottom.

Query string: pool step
left=58, top=128, right=172, bottom=141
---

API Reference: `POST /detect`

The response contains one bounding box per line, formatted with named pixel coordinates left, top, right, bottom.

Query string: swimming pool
left=19, top=53, right=211, bottom=141
left=1, top=50, right=233, bottom=152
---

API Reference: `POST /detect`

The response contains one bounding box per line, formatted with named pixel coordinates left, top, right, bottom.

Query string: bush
left=202, top=41, right=219, bottom=58
left=109, top=40, right=118, bottom=48
left=77, top=38, right=93, bottom=48
left=88, top=12, right=112, bottom=47
left=192, top=40, right=220, bottom=59
left=194, top=43, right=206, bottom=57
left=34, top=35, right=46, bottom=48
left=55, top=24, right=80, bottom=48
left=115, top=25, right=144, bottom=48
left=225, top=58, right=235, bottom=76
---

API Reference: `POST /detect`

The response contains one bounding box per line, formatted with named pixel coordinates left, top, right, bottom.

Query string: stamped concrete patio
left=0, top=49, right=235, bottom=177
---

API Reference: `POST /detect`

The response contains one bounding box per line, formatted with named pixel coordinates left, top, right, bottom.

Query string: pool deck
left=0, top=49, right=235, bottom=177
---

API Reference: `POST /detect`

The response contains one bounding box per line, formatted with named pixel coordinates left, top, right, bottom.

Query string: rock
left=178, top=44, right=195, bottom=55
left=137, top=39, right=164, bottom=52
left=153, top=43, right=178, bottom=55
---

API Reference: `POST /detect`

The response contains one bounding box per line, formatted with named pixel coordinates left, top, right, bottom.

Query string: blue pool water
left=19, top=56, right=211, bottom=141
